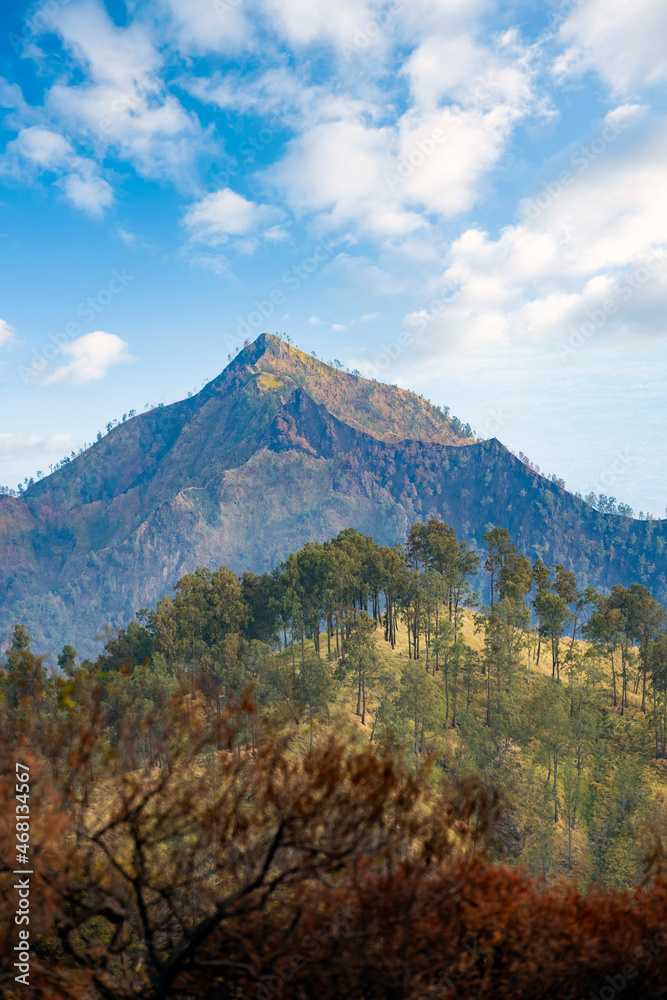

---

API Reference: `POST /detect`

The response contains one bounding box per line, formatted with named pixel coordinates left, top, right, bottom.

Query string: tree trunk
left=611, top=652, right=617, bottom=707
left=444, top=664, right=449, bottom=726
left=554, top=752, right=559, bottom=823
left=568, top=820, right=572, bottom=870
left=641, top=666, right=647, bottom=714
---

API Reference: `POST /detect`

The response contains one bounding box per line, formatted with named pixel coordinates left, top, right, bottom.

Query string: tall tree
left=483, top=527, right=517, bottom=607
left=531, top=558, right=551, bottom=667
left=535, top=591, right=572, bottom=680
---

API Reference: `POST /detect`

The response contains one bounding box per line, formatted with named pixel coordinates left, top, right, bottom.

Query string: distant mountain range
left=2, top=333, right=666, bottom=655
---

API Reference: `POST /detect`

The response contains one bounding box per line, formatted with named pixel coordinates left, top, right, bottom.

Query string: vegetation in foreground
left=3, top=518, right=667, bottom=997
left=3, top=693, right=667, bottom=1000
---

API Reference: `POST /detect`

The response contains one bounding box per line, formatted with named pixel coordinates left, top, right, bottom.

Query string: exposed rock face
left=1, top=334, right=665, bottom=654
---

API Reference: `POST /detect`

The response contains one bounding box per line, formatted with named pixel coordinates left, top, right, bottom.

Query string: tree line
left=4, top=518, right=667, bottom=997
left=3, top=518, right=667, bottom=884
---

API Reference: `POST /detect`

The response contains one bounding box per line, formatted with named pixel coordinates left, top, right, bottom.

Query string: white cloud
left=309, top=316, right=321, bottom=324
left=262, top=0, right=383, bottom=48
left=404, top=30, right=534, bottom=110
left=2, top=1, right=541, bottom=241
left=11, top=126, right=72, bottom=169
left=42, top=0, right=208, bottom=183
left=56, top=1, right=161, bottom=89
left=328, top=311, right=381, bottom=336
left=400, top=112, right=667, bottom=377
left=2, top=125, right=113, bottom=216
left=182, top=188, right=285, bottom=247
left=186, top=66, right=373, bottom=134
left=264, top=224, right=289, bottom=242
left=0, top=319, right=15, bottom=347
left=46, top=331, right=134, bottom=385
left=393, top=0, right=488, bottom=37
left=261, top=0, right=484, bottom=53
left=268, top=91, right=536, bottom=236
left=397, top=104, right=527, bottom=216
left=0, top=433, right=78, bottom=463
left=258, top=25, right=541, bottom=238
left=0, top=78, right=30, bottom=116
left=56, top=167, right=113, bottom=216
left=174, top=0, right=480, bottom=56
left=269, top=118, right=424, bottom=236
left=184, top=10, right=540, bottom=242
left=161, top=0, right=251, bottom=53
left=556, top=0, right=667, bottom=93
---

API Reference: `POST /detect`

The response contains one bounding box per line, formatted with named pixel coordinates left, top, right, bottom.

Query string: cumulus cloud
left=259, top=26, right=541, bottom=238
left=556, top=0, right=667, bottom=93
left=161, top=0, right=251, bottom=53
left=56, top=167, right=113, bottom=216
left=1, top=0, right=541, bottom=241
left=4, top=0, right=667, bottom=377
left=262, top=0, right=385, bottom=48
left=46, top=331, right=134, bottom=385
left=2, top=125, right=113, bottom=215
left=182, top=188, right=286, bottom=248
left=185, top=8, right=541, bottom=240
left=261, top=0, right=485, bottom=53
left=10, top=126, right=72, bottom=169
left=400, top=111, right=667, bottom=377
left=41, top=0, right=209, bottom=184
left=268, top=96, right=534, bottom=236
left=269, top=119, right=418, bottom=236
left=404, top=29, right=535, bottom=110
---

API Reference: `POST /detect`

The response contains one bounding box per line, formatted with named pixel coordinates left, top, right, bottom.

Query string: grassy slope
left=285, top=611, right=667, bottom=887
left=250, top=336, right=475, bottom=446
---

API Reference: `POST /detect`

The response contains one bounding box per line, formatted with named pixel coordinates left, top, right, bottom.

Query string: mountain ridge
left=24, top=333, right=473, bottom=513
left=2, top=334, right=666, bottom=654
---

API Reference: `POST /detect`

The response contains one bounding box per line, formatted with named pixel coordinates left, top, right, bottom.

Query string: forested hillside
left=1, top=333, right=667, bottom=655
left=4, top=518, right=667, bottom=999
left=5, top=519, right=667, bottom=887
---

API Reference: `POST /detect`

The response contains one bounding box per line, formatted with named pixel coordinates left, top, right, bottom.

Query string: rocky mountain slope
left=1, top=333, right=666, bottom=654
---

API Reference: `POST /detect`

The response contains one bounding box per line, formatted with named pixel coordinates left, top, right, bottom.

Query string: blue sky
left=1, top=0, right=667, bottom=514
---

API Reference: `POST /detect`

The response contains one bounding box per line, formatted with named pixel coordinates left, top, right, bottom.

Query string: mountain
left=2, top=333, right=666, bottom=655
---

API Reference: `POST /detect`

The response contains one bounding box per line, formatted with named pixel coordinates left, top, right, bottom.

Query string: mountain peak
left=217, top=333, right=475, bottom=448
left=23, top=332, right=474, bottom=515
left=4, top=329, right=667, bottom=656
left=218, top=333, right=314, bottom=372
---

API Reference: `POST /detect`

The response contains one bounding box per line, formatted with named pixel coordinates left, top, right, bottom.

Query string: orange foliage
left=2, top=693, right=667, bottom=999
